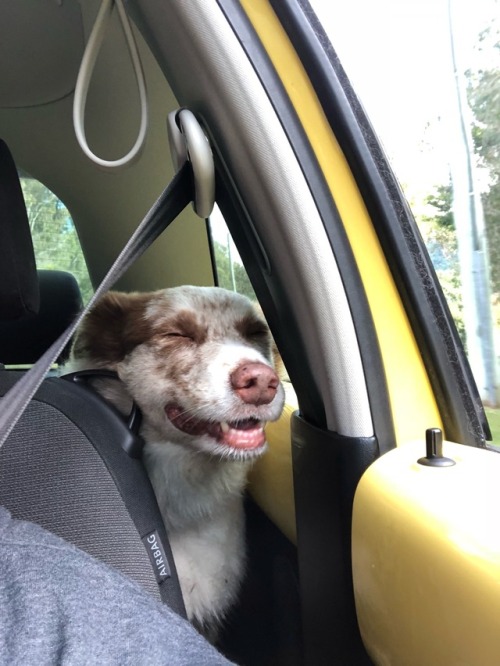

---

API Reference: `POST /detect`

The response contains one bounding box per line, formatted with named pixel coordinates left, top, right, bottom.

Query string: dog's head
left=71, top=286, right=285, bottom=460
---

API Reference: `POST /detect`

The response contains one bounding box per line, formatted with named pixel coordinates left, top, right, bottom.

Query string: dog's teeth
left=220, top=421, right=230, bottom=433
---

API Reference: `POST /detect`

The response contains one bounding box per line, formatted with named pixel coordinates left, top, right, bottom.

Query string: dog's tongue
left=165, top=406, right=266, bottom=450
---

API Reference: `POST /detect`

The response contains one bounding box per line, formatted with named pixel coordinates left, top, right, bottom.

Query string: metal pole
left=227, top=232, right=237, bottom=292
left=447, top=0, right=497, bottom=405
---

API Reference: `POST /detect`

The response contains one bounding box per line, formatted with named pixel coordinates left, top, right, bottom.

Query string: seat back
left=0, top=139, right=38, bottom=321
left=0, top=139, right=185, bottom=614
left=0, top=269, right=83, bottom=365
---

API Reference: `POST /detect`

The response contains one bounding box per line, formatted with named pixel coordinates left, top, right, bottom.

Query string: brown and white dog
left=68, top=285, right=285, bottom=637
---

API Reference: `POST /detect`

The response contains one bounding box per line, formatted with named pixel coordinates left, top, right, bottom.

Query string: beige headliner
left=0, top=0, right=213, bottom=292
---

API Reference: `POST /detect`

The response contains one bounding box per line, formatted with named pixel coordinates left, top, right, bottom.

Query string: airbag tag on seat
left=142, top=530, right=171, bottom=583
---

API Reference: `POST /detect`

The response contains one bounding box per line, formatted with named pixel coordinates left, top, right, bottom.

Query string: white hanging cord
left=73, top=0, right=148, bottom=170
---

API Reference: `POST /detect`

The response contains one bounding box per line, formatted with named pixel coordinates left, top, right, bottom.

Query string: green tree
left=423, top=184, right=455, bottom=230
left=20, top=177, right=93, bottom=303
left=419, top=182, right=466, bottom=345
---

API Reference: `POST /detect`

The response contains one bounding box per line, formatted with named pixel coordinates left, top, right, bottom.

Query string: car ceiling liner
left=0, top=0, right=83, bottom=109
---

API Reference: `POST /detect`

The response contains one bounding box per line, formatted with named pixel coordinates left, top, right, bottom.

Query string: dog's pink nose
left=230, top=362, right=279, bottom=406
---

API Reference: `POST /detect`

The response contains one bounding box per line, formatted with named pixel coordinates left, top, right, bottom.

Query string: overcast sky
left=309, top=0, right=498, bottom=205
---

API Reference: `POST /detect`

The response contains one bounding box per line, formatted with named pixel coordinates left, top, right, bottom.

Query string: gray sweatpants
left=0, top=507, right=235, bottom=665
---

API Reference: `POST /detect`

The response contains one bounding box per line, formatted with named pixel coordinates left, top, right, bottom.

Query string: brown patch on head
left=72, top=291, right=153, bottom=366
left=235, top=312, right=272, bottom=359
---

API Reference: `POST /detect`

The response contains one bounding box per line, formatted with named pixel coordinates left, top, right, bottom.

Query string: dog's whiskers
left=169, top=402, right=234, bottom=426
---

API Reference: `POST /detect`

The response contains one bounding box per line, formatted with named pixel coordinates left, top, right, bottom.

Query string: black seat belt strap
left=0, top=161, right=193, bottom=447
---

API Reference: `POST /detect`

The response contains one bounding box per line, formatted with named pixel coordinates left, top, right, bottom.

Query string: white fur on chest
left=143, top=439, right=251, bottom=632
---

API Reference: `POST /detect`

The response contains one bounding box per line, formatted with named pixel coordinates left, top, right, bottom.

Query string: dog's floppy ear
left=71, top=291, right=152, bottom=366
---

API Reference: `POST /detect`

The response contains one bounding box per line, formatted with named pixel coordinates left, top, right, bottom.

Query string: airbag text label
left=142, top=530, right=171, bottom=583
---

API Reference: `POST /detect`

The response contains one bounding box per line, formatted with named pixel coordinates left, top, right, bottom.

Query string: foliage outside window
left=20, top=177, right=93, bottom=303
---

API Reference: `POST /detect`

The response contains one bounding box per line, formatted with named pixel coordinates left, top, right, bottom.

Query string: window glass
left=20, top=176, right=93, bottom=303
left=310, top=0, right=500, bottom=440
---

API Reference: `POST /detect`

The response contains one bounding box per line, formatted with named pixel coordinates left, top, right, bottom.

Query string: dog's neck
left=142, top=438, right=251, bottom=533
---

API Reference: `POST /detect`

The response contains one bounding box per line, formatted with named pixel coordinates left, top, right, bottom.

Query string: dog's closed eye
left=164, top=332, right=193, bottom=339
left=247, top=322, right=269, bottom=336
left=237, top=316, right=270, bottom=342
left=154, top=310, right=208, bottom=345
left=156, top=331, right=195, bottom=344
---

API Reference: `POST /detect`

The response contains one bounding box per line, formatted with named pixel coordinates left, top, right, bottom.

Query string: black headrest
left=0, top=270, right=83, bottom=365
left=0, top=139, right=39, bottom=320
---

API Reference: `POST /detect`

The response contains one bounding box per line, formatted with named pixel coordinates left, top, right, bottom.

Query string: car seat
left=0, top=138, right=185, bottom=615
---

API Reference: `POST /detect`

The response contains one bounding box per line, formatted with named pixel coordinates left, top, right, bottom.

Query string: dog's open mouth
left=165, top=404, right=266, bottom=450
